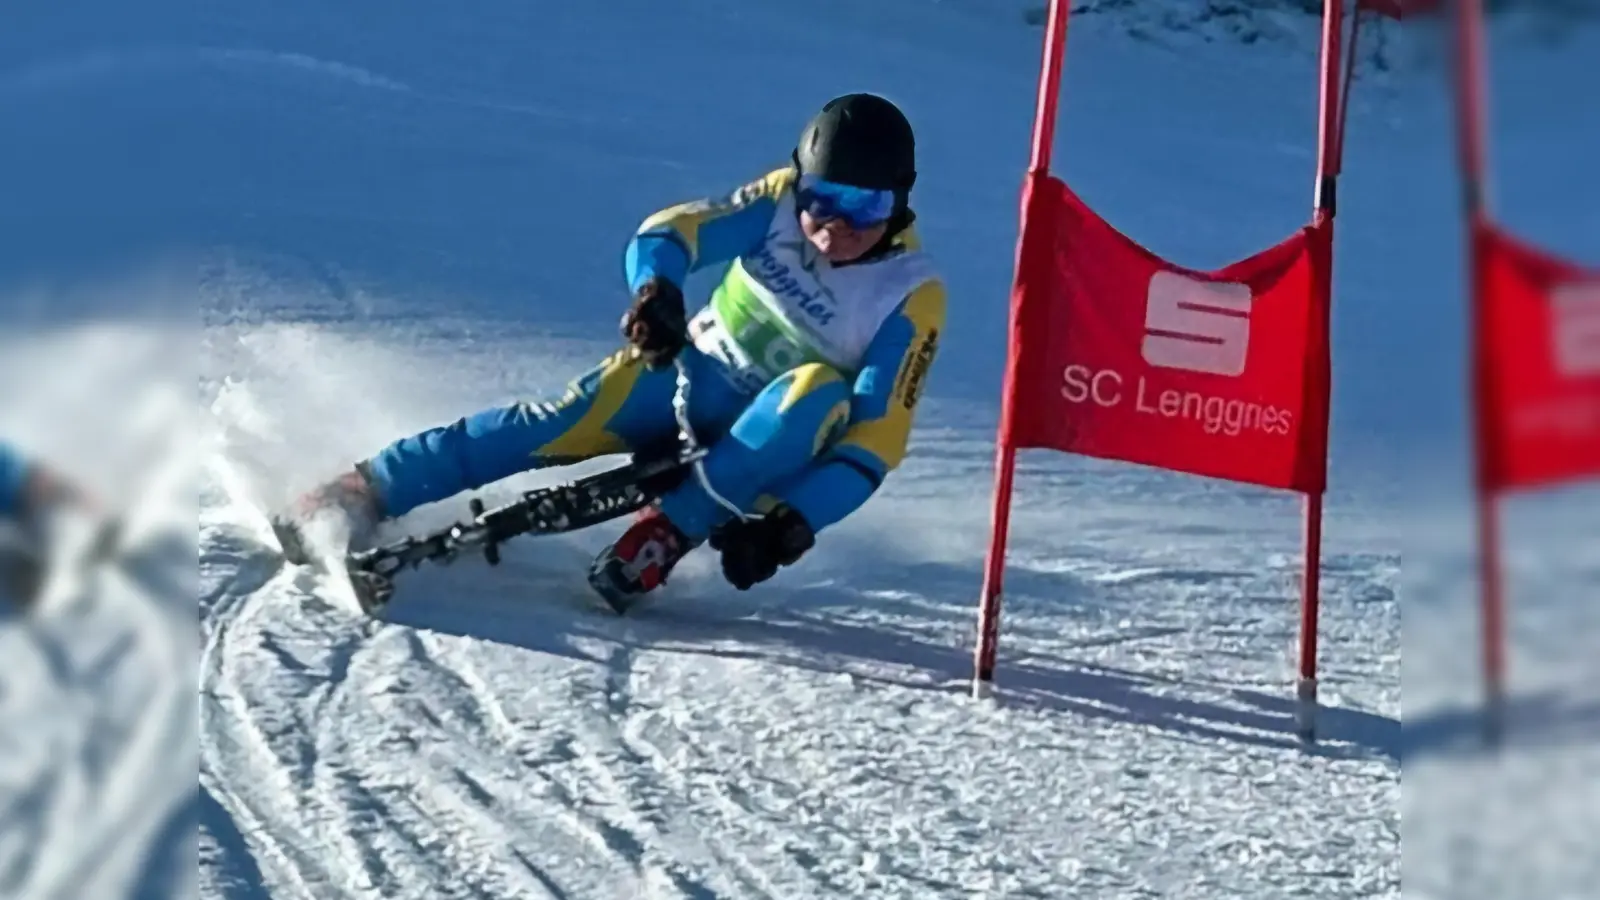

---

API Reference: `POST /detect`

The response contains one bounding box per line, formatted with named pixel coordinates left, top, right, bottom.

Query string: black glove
left=620, top=276, right=687, bottom=368
left=708, top=504, right=816, bottom=591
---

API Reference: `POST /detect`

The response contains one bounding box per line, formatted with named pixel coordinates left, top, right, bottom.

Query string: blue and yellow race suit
left=362, top=166, right=946, bottom=544
left=0, top=440, right=26, bottom=519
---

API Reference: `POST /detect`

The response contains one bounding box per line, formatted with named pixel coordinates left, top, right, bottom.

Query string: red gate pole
left=1450, top=0, right=1503, bottom=743
left=1297, top=0, right=1349, bottom=743
left=972, top=0, right=1071, bottom=699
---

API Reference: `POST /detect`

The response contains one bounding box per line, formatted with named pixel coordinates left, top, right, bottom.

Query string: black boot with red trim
left=587, top=503, right=695, bottom=614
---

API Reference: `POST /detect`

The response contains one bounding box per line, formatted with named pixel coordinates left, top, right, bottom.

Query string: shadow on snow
left=371, top=535, right=1400, bottom=765
left=1400, top=691, right=1600, bottom=764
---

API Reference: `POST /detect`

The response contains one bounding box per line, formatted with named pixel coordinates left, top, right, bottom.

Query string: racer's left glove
left=707, top=503, right=815, bottom=591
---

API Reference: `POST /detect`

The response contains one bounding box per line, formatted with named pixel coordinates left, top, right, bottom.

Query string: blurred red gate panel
left=1474, top=219, right=1600, bottom=492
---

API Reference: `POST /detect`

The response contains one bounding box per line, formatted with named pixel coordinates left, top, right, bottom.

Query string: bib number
left=731, top=314, right=807, bottom=378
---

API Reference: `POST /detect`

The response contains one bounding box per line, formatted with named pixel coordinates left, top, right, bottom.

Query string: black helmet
left=794, top=93, right=917, bottom=196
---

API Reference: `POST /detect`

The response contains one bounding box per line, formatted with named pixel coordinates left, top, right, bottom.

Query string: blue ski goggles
left=795, top=174, right=897, bottom=229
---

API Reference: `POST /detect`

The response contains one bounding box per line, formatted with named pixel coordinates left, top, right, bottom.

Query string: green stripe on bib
left=708, top=262, right=833, bottom=379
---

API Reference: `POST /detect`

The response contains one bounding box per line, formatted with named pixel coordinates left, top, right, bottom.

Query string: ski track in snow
left=0, top=45, right=616, bottom=129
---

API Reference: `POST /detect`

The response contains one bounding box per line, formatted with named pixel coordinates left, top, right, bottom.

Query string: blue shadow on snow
left=371, top=537, right=1401, bottom=766
left=1400, top=690, right=1600, bottom=764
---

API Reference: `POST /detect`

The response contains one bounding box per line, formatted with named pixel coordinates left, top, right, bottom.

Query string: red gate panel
left=1475, top=219, right=1600, bottom=492
left=1005, top=175, right=1333, bottom=494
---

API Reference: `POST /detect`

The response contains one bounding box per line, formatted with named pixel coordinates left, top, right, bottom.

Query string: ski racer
left=280, top=92, right=947, bottom=609
left=0, top=440, right=106, bottom=608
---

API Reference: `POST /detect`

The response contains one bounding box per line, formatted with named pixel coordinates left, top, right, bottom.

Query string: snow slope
left=1394, top=13, right=1600, bottom=900
left=0, top=323, right=195, bottom=900
left=8, top=0, right=1440, bottom=896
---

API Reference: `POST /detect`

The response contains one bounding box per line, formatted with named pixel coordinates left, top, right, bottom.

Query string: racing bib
left=689, top=190, right=939, bottom=394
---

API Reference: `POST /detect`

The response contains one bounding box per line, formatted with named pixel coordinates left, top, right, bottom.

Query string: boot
left=587, top=504, right=693, bottom=613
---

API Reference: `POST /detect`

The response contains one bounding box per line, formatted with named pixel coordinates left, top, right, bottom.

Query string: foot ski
left=268, top=513, right=394, bottom=616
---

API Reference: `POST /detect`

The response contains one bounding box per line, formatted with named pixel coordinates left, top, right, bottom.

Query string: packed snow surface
left=68, top=0, right=1600, bottom=897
